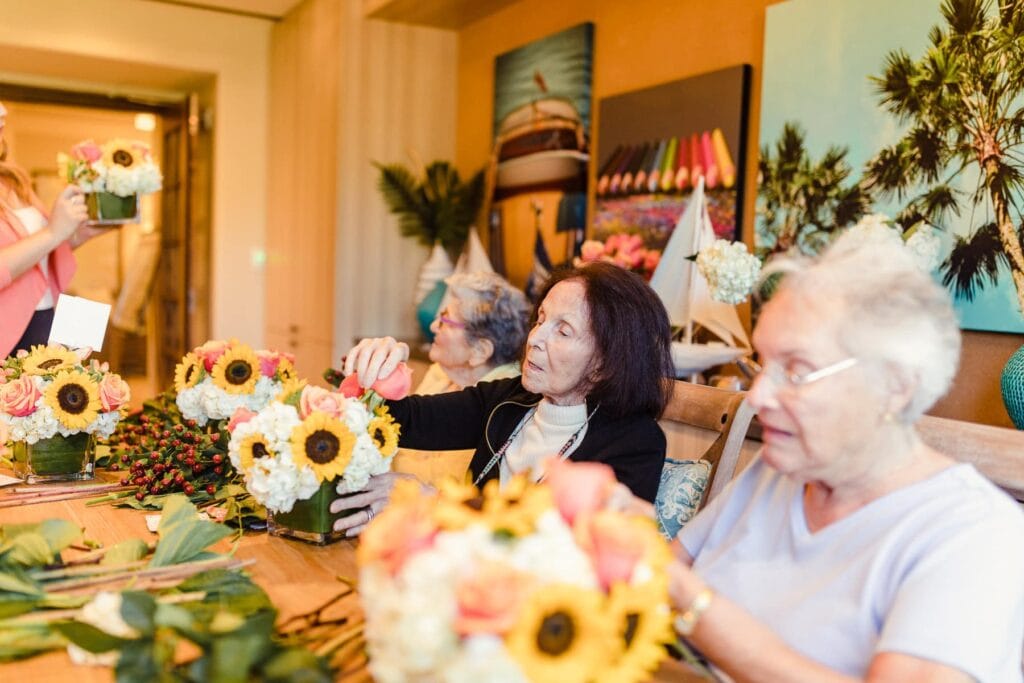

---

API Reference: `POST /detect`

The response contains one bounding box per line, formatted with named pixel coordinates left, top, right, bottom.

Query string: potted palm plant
left=375, top=160, right=485, bottom=333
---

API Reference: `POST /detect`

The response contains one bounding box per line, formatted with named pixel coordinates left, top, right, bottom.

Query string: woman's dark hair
left=532, top=261, right=674, bottom=418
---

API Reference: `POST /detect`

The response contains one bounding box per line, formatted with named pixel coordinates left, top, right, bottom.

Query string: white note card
left=47, top=294, right=111, bottom=352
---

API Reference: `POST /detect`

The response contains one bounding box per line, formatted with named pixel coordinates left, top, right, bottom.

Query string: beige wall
left=454, top=0, right=1021, bottom=427
left=0, top=0, right=270, bottom=346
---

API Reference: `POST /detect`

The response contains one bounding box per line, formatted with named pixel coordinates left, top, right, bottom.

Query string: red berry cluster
left=107, top=412, right=233, bottom=502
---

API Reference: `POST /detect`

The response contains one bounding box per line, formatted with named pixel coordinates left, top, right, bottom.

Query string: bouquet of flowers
left=696, top=238, right=763, bottom=304
left=57, top=139, right=162, bottom=197
left=358, top=459, right=673, bottom=683
left=0, top=345, right=130, bottom=482
left=578, top=234, right=662, bottom=281
left=227, top=364, right=411, bottom=543
left=173, top=340, right=296, bottom=427
left=0, top=344, right=130, bottom=443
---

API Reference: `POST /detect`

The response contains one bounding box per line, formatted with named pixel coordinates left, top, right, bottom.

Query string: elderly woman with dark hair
left=417, top=271, right=529, bottom=394
left=664, top=234, right=1024, bottom=681
left=332, top=261, right=675, bottom=535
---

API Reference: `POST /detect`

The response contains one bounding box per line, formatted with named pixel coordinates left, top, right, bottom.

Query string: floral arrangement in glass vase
left=357, top=459, right=673, bottom=683
left=578, top=234, right=662, bottom=281
left=173, top=340, right=297, bottom=427
left=0, top=345, right=130, bottom=482
left=57, top=138, right=162, bottom=224
left=227, top=364, right=411, bottom=544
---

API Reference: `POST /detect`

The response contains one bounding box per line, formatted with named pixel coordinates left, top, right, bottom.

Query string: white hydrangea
left=696, top=239, right=762, bottom=304
left=102, top=163, right=162, bottom=197
left=334, top=431, right=391, bottom=494
left=441, top=635, right=526, bottom=683
left=66, top=591, right=139, bottom=667
left=176, top=376, right=282, bottom=425
left=244, top=454, right=319, bottom=513
left=505, top=509, right=600, bottom=589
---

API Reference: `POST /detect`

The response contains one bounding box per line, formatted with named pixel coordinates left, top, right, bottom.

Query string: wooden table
left=0, top=495, right=709, bottom=682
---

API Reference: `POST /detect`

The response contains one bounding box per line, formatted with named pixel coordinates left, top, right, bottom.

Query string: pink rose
left=195, top=340, right=229, bottom=371
left=72, top=140, right=102, bottom=163
left=98, top=374, right=131, bottom=412
left=0, top=376, right=42, bottom=417
left=455, top=562, right=534, bottom=635
left=371, top=363, right=413, bottom=401
left=604, top=234, right=623, bottom=254
left=580, top=240, right=605, bottom=262
left=545, top=459, right=616, bottom=526
left=227, top=407, right=257, bottom=433
left=298, top=385, right=346, bottom=419
left=576, top=511, right=646, bottom=590
left=256, top=349, right=295, bottom=377
left=338, top=373, right=364, bottom=399
left=357, top=489, right=438, bottom=576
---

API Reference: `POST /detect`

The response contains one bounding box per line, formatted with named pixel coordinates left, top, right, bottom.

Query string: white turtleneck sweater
left=499, top=398, right=589, bottom=486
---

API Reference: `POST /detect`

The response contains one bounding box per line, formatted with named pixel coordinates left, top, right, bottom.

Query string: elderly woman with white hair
left=418, top=271, right=530, bottom=394
left=666, top=234, right=1024, bottom=681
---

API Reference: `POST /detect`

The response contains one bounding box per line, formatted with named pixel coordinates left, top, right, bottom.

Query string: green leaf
left=52, top=621, right=128, bottom=653
left=114, top=640, right=162, bottom=683
left=4, top=533, right=55, bottom=567
left=0, top=621, right=68, bottom=661
left=207, top=610, right=276, bottom=683
left=260, top=647, right=333, bottom=683
left=102, top=539, right=150, bottom=566
left=36, top=519, right=82, bottom=554
left=0, top=568, right=44, bottom=596
left=119, top=591, right=157, bottom=637
left=150, top=496, right=232, bottom=567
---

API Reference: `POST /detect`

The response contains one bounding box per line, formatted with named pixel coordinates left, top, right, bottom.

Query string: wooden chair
left=658, top=380, right=756, bottom=508
left=917, top=415, right=1024, bottom=502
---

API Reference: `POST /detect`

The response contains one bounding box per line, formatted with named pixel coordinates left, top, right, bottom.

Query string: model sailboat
left=648, top=178, right=750, bottom=375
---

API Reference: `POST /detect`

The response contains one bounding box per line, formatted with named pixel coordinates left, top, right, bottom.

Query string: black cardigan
left=387, top=377, right=666, bottom=502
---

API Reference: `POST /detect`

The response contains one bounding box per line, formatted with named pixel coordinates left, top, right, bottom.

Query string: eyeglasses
left=759, top=357, right=859, bottom=389
left=435, top=314, right=466, bottom=330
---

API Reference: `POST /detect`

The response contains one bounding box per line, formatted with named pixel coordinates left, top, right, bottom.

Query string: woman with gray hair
left=665, top=233, right=1024, bottom=681
left=417, top=271, right=530, bottom=394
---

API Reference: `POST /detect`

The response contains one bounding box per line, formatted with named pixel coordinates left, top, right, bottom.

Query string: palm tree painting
left=760, top=0, right=1024, bottom=333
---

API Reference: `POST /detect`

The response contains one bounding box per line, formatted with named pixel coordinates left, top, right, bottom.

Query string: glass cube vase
left=86, top=192, right=139, bottom=225
left=267, top=480, right=357, bottom=546
left=12, top=433, right=96, bottom=483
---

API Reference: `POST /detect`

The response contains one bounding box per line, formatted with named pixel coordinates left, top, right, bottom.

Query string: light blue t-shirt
left=680, top=456, right=1024, bottom=681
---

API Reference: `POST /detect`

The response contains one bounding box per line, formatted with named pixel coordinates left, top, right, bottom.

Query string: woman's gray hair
left=763, top=231, right=961, bottom=422
left=446, top=271, right=530, bottom=365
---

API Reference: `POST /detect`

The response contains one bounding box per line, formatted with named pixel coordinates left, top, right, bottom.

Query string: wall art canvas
left=488, top=23, right=594, bottom=288
left=761, top=0, right=1024, bottom=333
left=592, top=66, right=751, bottom=253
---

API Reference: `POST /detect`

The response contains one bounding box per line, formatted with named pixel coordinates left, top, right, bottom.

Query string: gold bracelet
left=673, top=587, right=713, bottom=636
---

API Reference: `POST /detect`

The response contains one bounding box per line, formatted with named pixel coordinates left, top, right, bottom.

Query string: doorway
left=0, top=83, right=211, bottom=405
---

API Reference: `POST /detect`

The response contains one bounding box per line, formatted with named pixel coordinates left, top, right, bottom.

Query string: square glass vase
left=267, top=480, right=359, bottom=546
left=12, top=433, right=96, bottom=483
left=86, top=192, right=140, bottom=225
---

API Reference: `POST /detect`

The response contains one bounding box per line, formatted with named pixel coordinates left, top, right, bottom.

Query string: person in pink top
left=0, top=100, right=101, bottom=356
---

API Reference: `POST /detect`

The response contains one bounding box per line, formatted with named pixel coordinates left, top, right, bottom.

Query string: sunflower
left=433, top=479, right=488, bottom=531
left=482, top=475, right=553, bottom=537
left=596, top=581, right=673, bottom=683
left=276, top=377, right=308, bottom=405
left=21, top=345, right=79, bottom=376
left=174, top=352, right=205, bottom=393
left=367, top=414, right=400, bottom=457
left=101, top=139, right=140, bottom=169
left=238, top=433, right=275, bottom=470
left=44, top=370, right=101, bottom=430
left=289, top=411, right=355, bottom=482
left=505, top=584, right=617, bottom=683
left=276, top=359, right=297, bottom=382
left=211, top=345, right=259, bottom=394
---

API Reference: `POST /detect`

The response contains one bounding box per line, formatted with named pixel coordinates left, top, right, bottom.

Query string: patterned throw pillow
left=655, top=458, right=712, bottom=540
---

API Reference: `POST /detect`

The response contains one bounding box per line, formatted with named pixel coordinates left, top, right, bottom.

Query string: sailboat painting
left=649, top=179, right=750, bottom=375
